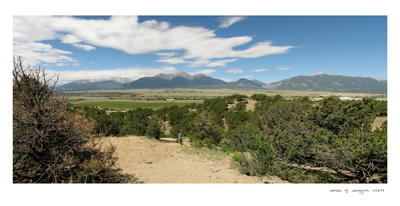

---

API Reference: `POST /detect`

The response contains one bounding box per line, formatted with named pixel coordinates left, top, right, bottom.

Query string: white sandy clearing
left=100, top=135, right=288, bottom=184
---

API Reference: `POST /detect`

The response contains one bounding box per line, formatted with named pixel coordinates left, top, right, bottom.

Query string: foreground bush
left=188, top=111, right=224, bottom=148
left=225, top=124, right=275, bottom=176
left=13, top=56, right=137, bottom=183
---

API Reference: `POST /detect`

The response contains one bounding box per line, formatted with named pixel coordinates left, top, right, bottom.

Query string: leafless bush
left=13, top=56, right=139, bottom=183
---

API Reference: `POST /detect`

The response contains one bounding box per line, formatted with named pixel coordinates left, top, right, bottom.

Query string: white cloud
left=189, top=69, right=216, bottom=75
left=251, top=69, right=268, bottom=72
left=157, top=57, right=188, bottom=64
left=275, top=67, right=293, bottom=70
left=218, top=16, right=247, bottom=28
left=239, top=75, right=252, bottom=79
left=13, top=16, right=295, bottom=68
left=73, top=43, right=96, bottom=51
left=13, top=41, right=78, bottom=67
left=60, top=34, right=83, bottom=44
left=227, top=68, right=244, bottom=73
left=156, top=52, right=177, bottom=58
left=189, top=59, right=211, bottom=67
left=13, top=16, right=61, bottom=42
left=207, top=59, right=237, bottom=67
left=48, top=66, right=177, bottom=84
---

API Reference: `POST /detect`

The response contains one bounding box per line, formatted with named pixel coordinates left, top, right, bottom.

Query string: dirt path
left=100, top=135, right=288, bottom=183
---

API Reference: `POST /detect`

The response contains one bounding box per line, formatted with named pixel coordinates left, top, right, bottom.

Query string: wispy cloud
left=251, top=69, right=268, bottom=72
left=13, top=41, right=78, bottom=67
left=227, top=68, right=244, bottom=73
left=275, top=67, right=294, bottom=70
left=156, top=52, right=177, bottom=58
left=157, top=57, right=187, bottom=64
left=73, top=43, right=96, bottom=51
left=207, top=59, right=237, bottom=67
left=218, top=16, right=247, bottom=29
left=13, top=16, right=295, bottom=67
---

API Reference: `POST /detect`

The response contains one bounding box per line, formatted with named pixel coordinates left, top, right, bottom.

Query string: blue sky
left=13, top=16, right=387, bottom=84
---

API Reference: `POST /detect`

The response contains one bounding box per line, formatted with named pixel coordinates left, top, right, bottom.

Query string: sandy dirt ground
left=100, top=135, right=288, bottom=183
left=227, top=99, right=257, bottom=112
left=372, top=116, right=387, bottom=130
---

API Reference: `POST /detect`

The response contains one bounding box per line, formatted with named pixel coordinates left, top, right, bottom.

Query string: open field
left=100, top=135, right=288, bottom=183
left=64, top=88, right=387, bottom=112
left=65, top=88, right=387, bottom=98
left=76, top=101, right=193, bottom=110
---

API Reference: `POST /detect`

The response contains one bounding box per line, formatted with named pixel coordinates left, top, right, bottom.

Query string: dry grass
left=245, top=99, right=257, bottom=111
left=372, top=116, right=387, bottom=130
left=163, top=120, right=172, bottom=135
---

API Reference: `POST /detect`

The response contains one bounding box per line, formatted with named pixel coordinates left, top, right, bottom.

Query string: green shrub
left=168, top=105, right=188, bottom=126
left=225, top=111, right=249, bottom=130
left=225, top=124, right=275, bottom=176
left=202, top=97, right=228, bottom=117
left=187, top=111, right=224, bottom=148
left=232, top=153, right=242, bottom=163
left=146, top=116, right=164, bottom=140
left=258, top=100, right=310, bottom=134
left=233, top=101, right=247, bottom=112
left=155, top=108, right=167, bottom=121
left=374, top=101, right=387, bottom=116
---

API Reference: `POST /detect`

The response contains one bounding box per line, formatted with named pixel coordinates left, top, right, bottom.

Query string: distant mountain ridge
left=250, top=79, right=266, bottom=87
left=121, top=71, right=230, bottom=89
left=263, top=73, right=387, bottom=93
left=374, top=77, right=387, bottom=82
left=234, top=78, right=263, bottom=88
left=59, top=77, right=134, bottom=91
left=154, top=71, right=205, bottom=80
left=58, top=71, right=387, bottom=93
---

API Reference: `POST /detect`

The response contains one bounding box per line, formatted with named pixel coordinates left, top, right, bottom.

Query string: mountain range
left=262, top=73, right=387, bottom=93
left=59, top=77, right=134, bottom=91
left=121, top=71, right=230, bottom=89
left=58, top=71, right=387, bottom=93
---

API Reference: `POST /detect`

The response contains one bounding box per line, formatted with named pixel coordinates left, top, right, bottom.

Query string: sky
left=13, top=15, right=387, bottom=85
